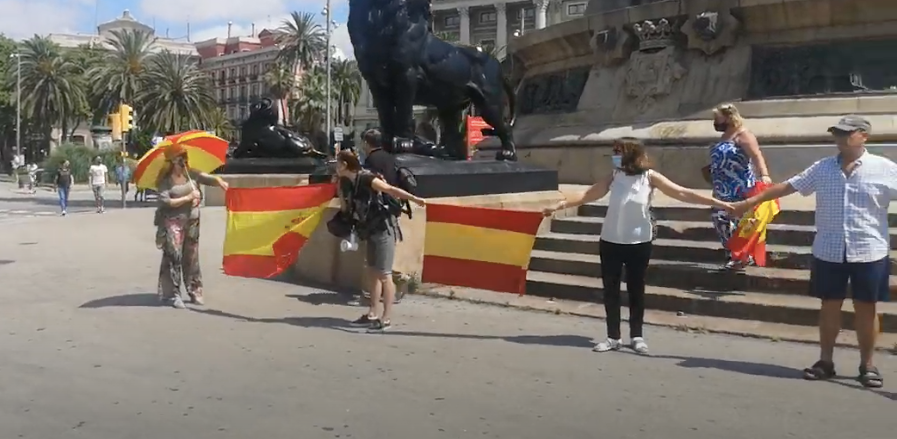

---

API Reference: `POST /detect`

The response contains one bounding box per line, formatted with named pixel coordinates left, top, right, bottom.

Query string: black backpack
left=385, top=165, right=416, bottom=219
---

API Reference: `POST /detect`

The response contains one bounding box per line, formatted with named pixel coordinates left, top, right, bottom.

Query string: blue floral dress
left=709, top=140, right=756, bottom=258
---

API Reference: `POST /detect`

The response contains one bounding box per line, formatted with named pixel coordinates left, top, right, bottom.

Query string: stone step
left=551, top=216, right=897, bottom=248
left=533, top=233, right=836, bottom=272
left=529, top=250, right=897, bottom=297
left=578, top=203, right=897, bottom=227
left=524, top=271, right=897, bottom=333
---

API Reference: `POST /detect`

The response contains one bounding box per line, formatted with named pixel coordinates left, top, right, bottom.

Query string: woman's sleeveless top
left=601, top=170, right=655, bottom=245
left=709, top=140, right=756, bottom=202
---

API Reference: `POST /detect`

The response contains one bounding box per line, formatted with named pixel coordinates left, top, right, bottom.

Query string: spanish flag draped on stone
left=223, top=184, right=335, bottom=278
left=422, top=204, right=544, bottom=294
left=726, top=182, right=781, bottom=267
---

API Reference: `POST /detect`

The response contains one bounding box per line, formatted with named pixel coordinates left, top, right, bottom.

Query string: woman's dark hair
left=337, top=150, right=363, bottom=172
left=614, top=137, right=652, bottom=175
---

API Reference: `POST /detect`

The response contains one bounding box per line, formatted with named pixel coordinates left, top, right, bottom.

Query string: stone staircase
left=528, top=203, right=897, bottom=333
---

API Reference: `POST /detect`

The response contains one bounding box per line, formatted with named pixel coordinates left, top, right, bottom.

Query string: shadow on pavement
left=191, top=308, right=352, bottom=329
left=0, top=196, right=155, bottom=209
left=0, top=259, right=14, bottom=265
left=287, top=292, right=359, bottom=306
left=80, top=293, right=160, bottom=308
left=194, top=307, right=594, bottom=348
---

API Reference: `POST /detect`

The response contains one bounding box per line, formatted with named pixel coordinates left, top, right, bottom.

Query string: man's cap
left=828, top=115, right=871, bottom=133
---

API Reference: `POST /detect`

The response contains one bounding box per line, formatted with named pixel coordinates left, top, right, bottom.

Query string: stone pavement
left=0, top=207, right=894, bottom=439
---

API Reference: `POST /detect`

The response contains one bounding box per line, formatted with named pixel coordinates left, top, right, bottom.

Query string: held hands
left=760, top=175, right=773, bottom=185
left=729, top=200, right=753, bottom=217
left=542, top=200, right=567, bottom=217
left=411, top=196, right=427, bottom=207
left=219, top=180, right=229, bottom=191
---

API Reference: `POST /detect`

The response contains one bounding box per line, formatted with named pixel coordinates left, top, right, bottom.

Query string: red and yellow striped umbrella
left=134, top=130, right=229, bottom=190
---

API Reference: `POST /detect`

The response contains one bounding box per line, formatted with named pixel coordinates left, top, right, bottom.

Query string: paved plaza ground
left=0, top=185, right=895, bottom=438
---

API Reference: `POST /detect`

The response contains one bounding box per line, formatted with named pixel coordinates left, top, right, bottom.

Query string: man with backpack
left=334, top=146, right=425, bottom=332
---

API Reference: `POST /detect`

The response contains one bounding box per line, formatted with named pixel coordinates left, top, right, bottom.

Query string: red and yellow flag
left=727, top=182, right=781, bottom=267
left=223, top=184, right=335, bottom=278
left=422, top=204, right=544, bottom=294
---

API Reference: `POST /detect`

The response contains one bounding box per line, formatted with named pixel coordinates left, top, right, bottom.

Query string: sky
left=0, top=0, right=355, bottom=59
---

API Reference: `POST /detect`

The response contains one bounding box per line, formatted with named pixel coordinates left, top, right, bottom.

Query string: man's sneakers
left=349, top=314, right=391, bottom=333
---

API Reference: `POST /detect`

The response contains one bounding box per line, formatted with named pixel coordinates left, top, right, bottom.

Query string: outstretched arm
left=543, top=174, right=613, bottom=216
left=371, top=177, right=426, bottom=206
left=649, top=171, right=731, bottom=210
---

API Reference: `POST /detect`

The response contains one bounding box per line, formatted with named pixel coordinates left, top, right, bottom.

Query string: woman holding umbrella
left=136, top=131, right=230, bottom=309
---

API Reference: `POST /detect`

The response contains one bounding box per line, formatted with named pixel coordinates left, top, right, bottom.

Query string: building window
left=240, top=66, right=246, bottom=76
left=218, top=70, right=225, bottom=80
left=239, top=107, right=247, bottom=120
left=218, top=89, right=224, bottom=100
left=566, top=2, right=586, bottom=16
left=239, top=86, right=246, bottom=98
left=518, top=7, right=535, bottom=20
left=251, top=84, right=259, bottom=96
left=478, top=39, right=495, bottom=49
left=229, top=68, right=236, bottom=78
left=251, top=64, right=259, bottom=76
left=228, top=88, right=234, bottom=98
left=444, top=15, right=460, bottom=27
left=479, top=11, right=497, bottom=24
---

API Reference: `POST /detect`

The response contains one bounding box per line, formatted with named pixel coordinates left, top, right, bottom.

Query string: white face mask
left=611, top=155, right=622, bottom=169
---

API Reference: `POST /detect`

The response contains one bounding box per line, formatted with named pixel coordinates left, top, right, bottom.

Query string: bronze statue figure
left=232, top=97, right=327, bottom=159
left=348, top=0, right=518, bottom=161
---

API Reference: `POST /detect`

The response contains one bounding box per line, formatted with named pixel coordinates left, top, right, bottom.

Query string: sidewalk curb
left=410, top=286, right=897, bottom=354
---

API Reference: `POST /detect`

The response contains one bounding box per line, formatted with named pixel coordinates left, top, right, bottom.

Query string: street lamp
left=322, top=4, right=335, bottom=151
left=9, top=52, right=20, bottom=158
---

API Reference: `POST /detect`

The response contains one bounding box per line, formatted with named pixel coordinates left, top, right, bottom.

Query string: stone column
left=535, top=0, right=549, bottom=30
left=459, top=7, right=471, bottom=44
left=496, top=3, right=507, bottom=59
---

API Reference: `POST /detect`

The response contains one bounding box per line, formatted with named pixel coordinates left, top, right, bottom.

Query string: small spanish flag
left=223, top=184, right=335, bottom=278
left=422, top=204, right=544, bottom=294
left=727, top=182, right=781, bottom=267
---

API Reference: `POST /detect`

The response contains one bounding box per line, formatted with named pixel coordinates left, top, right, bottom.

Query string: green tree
left=276, top=11, right=326, bottom=71
left=136, top=50, right=216, bottom=134
left=331, top=58, right=362, bottom=126
left=263, top=64, right=296, bottom=100
left=0, top=34, right=19, bottom=165
left=205, top=107, right=234, bottom=141
left=89, top=28, right=157, bottom=114
left=291, top=66, right=327, bottom=134
left=63, top=44, right=105, bottom=140
left=12, top=36, right=84, bottom=155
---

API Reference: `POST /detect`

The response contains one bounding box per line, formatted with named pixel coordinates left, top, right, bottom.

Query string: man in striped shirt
left=733, top=115, right=894, bottom=388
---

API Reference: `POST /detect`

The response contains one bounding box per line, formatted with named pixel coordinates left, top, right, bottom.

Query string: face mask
left=713, top=122, right=728, bottom=132
left=611, top=155, right=622, bottom=169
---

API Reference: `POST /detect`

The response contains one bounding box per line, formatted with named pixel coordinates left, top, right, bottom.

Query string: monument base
left=204, top=174, right=310, bottom=207
left=291, top=190, right=563, bottom=292
left=216, top=157, right=325, bottom=175
left=308, top=154, right=558, bottom=198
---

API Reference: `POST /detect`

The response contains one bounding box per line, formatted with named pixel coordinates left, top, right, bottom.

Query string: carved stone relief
left=589, top=26, right=633, bottom=67
left=624, top=46, right=687, bottom=113
left=518, top=66, right=591, bottom=115
left=681, top=9, right=741, bottom=56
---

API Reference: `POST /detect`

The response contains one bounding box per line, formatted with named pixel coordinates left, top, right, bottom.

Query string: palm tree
left=205, top=107, right=234, bottom=140
left=136, top=50, right=216, bottom=134
left=433, top=31, right=460, bottom=43
left=291, top=66, right=327, bottom=134
left=64, top=44, right=105, bottom=139
left=331, top=59, right=362, bottom=126
left=276, top=12, right=326, bottom=71
left=263, top=64, right=296, bottom=100
left=12, top=36, right=84, bottom=152
left=89, top=28, right=157, bottom=114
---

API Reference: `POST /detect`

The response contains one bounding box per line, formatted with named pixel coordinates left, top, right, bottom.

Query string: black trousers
left=599, top=239, right=653, bottom=339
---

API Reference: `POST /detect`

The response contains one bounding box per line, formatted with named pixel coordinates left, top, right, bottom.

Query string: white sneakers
left=593, top=337, right=649, bottom=354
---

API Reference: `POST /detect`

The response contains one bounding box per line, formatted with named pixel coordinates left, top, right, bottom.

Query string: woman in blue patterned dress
left=704, top=104, right=773, bottom=270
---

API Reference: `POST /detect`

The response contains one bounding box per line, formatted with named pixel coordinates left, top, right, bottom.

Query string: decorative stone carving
left=632, top=19, right=674, bottom=51
left=624, top=46, right=687, bottom=112
left=518, top=66, right=591, bottom=115
left=589, top=26, right=633, bottom=66
left=682, top=9, right=741, bottom=56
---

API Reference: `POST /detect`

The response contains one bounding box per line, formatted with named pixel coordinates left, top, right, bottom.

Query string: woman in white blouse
left=543, top=138, right=734, bottom=354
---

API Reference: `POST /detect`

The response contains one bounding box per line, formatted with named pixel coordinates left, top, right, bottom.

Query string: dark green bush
left=41, top=144, right=137, bottom=184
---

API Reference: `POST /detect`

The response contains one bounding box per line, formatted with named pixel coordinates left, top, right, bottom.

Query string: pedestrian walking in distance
left=88, top=156, right=108, bottom=213
left=54, top=160, right=74, bottom=216
left=732, top=115, right=892, bottom=388
left=154, top=144, right=229, bottom=309
left=543, top=138, right=735, bottom=354
left=334, top=150, right=426, bottom=332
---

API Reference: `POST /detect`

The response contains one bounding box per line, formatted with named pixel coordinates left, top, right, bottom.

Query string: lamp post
left=10, top=52, right=21, bottom=158
left=323, top=2, right=332, bottom=154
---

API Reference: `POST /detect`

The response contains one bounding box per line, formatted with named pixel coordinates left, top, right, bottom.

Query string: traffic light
left=119, top=104, right=134, bottom=132
left=108, top=112, right=122, bottom=141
